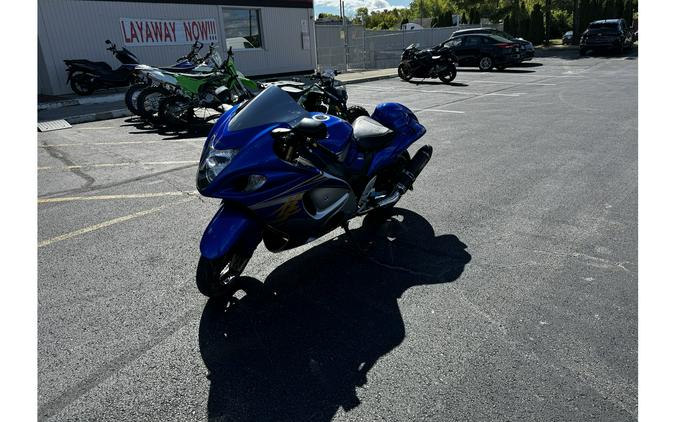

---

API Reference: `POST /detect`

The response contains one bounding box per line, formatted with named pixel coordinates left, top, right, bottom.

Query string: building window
left=222, top=8, right=263, bottom=49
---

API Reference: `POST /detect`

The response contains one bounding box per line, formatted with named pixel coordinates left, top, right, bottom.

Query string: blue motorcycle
left=195, top=85, right=433, bottom=297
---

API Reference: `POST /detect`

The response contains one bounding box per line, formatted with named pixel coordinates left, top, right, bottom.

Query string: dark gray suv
left=580, top=19, right=633, bottom=55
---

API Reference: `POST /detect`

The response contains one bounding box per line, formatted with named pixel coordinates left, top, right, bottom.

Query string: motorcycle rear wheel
left=346, top=105, right=369, bottom=123
left=439, top=65, right=457, bottom=84
left=70, top=73, right=95, bottom=96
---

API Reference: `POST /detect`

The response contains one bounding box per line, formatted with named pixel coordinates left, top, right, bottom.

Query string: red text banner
left=120, top=18, right=218, bottom=46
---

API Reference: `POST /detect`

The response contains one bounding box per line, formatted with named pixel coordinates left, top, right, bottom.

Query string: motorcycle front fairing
left=197, top=87, right=357, bottom=257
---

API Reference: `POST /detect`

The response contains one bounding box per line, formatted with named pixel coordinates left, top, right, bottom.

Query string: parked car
left=580, top=19, right=633, bottom=55
left=448, top=28, right=535, bottom=61
left=562, top=31, right=573, bottom=45
left=441, top=34, right=523, bottom=71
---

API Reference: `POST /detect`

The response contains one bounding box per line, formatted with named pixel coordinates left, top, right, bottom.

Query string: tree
left=461, top=12, right=468, bottom=24
left=355, top=7, right=369, bottom=25
left=529, top=4, right=545, bottom=45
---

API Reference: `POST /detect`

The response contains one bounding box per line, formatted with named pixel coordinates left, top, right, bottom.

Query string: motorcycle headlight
left=198, top=135, right=239, bottom=188
left=202, top=148, right=238, bottom=184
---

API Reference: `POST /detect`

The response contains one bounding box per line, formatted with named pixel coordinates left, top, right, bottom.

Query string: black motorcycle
left=398, top=43, right=458, bottom=84
left=64, top=40, right=139, bottom=95
left=271, top=69, right=369, bottom=123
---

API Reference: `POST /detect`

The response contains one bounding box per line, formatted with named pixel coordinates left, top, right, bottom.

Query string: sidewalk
left=37, top=68, right=399, bottom=129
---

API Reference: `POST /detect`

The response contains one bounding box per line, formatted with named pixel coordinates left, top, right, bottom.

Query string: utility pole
left=340, top=0, right=348, bottom=70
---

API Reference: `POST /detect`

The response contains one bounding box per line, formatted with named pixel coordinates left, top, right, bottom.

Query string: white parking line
left=355, top=85, right=525, bottom=97
left=465, top=80, right=557, bottom=86
left=416, top=109, right=465, bottom=114
left=352, top=102, right=465, bottom=114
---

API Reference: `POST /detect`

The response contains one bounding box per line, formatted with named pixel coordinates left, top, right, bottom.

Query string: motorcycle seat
left=352, top=116, right=395, bottom=151
left=159, top=65, right=196, bottom=72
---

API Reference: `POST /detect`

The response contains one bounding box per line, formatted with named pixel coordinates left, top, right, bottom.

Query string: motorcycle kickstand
left=340, top=221, right=368, bottom=255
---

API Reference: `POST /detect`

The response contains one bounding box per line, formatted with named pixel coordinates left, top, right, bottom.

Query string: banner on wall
left=120, top=18, right=218, bottom=46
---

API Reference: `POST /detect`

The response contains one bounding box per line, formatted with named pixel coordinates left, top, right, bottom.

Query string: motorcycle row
left=64, top=40, right=370, bottom=129
left=65, top=40, right=435, bottom=299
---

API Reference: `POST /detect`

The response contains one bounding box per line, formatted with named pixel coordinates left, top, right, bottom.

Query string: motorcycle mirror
left=228, top=46, right=233, bottom=56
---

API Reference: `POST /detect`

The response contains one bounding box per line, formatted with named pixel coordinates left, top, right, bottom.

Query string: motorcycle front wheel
left=196, top=253, right=250, bottom=298
left=125, top=83, right=147, bottom=115
left=158, top=96, right=195, bottom=127
left=136, top=86, right=169, bottom=120
left=70, top=73, right=95, bottom=96
left=398, top=63, right=414, bottom=82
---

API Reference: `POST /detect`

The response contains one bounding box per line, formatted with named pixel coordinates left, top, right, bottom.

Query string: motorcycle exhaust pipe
left=371, top=145, right=433, bottom=210
left=396, top=145, right=433, bottom=194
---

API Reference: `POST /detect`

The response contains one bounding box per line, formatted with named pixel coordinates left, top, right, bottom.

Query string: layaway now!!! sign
left=120, top=18, right=218, bottom=46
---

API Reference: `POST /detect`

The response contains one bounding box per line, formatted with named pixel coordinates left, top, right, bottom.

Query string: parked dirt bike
left=270, top=69, right=369, bottom=124
left=124, top=41, right=214, bottom=116
left=194, top=85, right=433, bottom=298
left=64, top=40, right=139, bottom=95
left=398, top=43, right=458, bottom=84
left=149, top=46, right=259, bottom=126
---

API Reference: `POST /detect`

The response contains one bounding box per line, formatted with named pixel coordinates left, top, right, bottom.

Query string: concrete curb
left=339, top=74, right=397, bottom=85
left=38, top=93, right=126, bottom=111
left=64, top=108, right=132, bottom=125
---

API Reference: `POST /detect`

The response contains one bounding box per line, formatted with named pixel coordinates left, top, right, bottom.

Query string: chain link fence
left=316, top=23, right=504, bottom=71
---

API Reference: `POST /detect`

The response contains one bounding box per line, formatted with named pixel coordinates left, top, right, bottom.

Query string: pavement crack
left=41, top=142, right=95, bottom=189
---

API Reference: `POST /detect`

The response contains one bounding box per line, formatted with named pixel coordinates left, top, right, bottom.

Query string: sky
left=314, top=0, right=413, bottom=16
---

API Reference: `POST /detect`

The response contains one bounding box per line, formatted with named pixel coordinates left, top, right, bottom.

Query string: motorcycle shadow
left=199, top=208, right=471, bottom=422
left=121, top=116, right=214, bottom=140
left=409, top=80, right=469, bottom=87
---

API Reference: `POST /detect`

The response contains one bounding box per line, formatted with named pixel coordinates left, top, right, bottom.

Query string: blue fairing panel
left=200, top=204, right=262, bottom=260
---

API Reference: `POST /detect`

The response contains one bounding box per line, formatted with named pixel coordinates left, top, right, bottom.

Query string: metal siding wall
left=38, top=0, right=314, bottom=95
left=224, top=7, right=314, bottom=76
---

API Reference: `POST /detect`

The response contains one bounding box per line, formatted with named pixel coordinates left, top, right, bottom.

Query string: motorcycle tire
left=70, top=73, right=95, bottom=96
left=125, top=83, right=147, bottom=115
left=346, top=105, right=369, bottom=123
left=136, top=86, right=169, bottom=120
left=158, top=96, right=195, bottom=128
left=439, top=65, right=457, bottom=84
left=398, top=63, right=414, bottom=82
left=196, top=253, right=250, bottom=298
left=367, top=150, right=411, bottom=221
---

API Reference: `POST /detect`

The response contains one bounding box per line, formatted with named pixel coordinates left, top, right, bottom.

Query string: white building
left=38, top=0, right=317, bottom=95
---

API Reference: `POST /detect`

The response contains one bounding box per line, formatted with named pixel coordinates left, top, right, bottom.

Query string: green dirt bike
left=137, top=46, right=259, bottom=126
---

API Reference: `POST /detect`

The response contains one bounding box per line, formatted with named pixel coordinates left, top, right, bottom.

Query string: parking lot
left=38, top=52, right=638, bottom=421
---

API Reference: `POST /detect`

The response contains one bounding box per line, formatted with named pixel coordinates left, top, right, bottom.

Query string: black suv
left=448, top=28, right=535, bottom=60
left=441, top=34, right=523, bottom=71
left=580, top=19, right=633, bottom=55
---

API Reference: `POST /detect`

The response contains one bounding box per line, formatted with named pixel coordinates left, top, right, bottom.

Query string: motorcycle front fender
left=200, top=203, right=262, bottom=260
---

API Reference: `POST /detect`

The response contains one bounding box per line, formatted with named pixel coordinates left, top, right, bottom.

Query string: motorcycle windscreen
left=228, top=85, right=308, bottom=132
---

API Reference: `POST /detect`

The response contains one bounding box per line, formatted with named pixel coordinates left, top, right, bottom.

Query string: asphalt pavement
left=38, top=51, right=638, bottom=421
